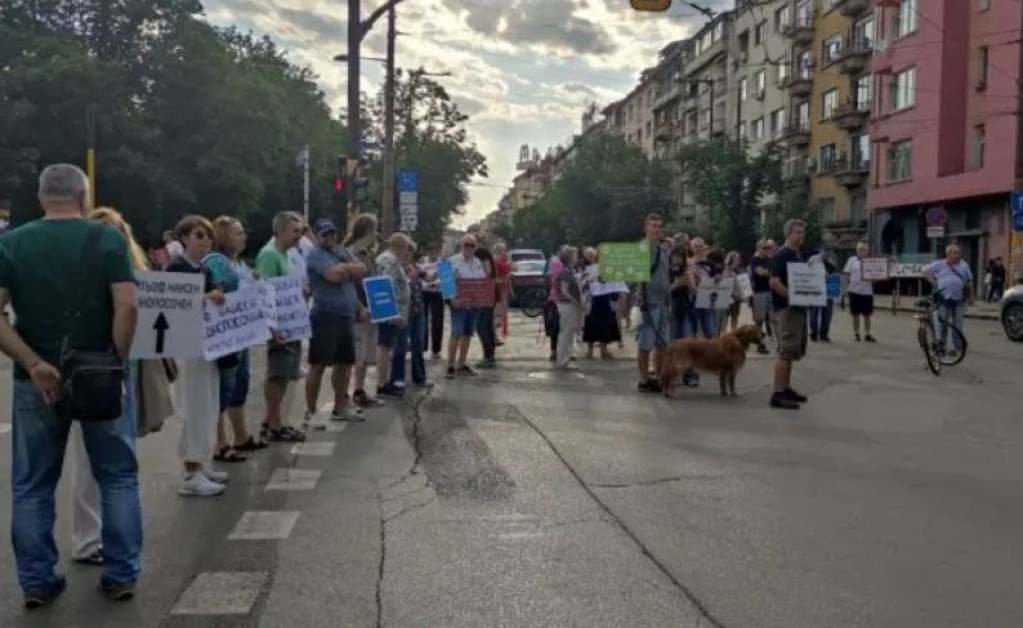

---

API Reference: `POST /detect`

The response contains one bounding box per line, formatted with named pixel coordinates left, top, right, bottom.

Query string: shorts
left=450, top=307, right=479, bottom=337
left=219, top=349, right=250, bottom=410
left=308, top=311, right=356, bottom=366
left=777, top=307, right=808, bottom=361
left=752, top=292, right=772, bottom=322
left=267, top=341, right=302, bottom=381
left=377, top=322, right=399, bottom=349
left=849, top=293, right=874, bottom=316
left=636, top=305, right=671, bottom=351
left=354, top=322, right=378, bottom=364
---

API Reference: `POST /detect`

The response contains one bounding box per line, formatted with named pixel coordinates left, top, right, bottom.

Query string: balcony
left=654, top=120, right=678, bottom=142
left=832, top=102, right=870, bottom=131
left=833, top=157, right=869, bottom=187
left=835, top=0, right=870, bottom=18
left=784, top=160, right=810, bottom=183
left=653, top=85, right=682, bottom=112
left=782, top=121, right=811, bottom=147
left=781, top=15, right=814, bottom=46
left=836, top=39, right=872, bottom=75
left=780, top=72, right=813, bottom=98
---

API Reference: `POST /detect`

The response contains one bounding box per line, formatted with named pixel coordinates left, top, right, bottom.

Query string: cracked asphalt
left=0, top=309, right=1022, bottom=627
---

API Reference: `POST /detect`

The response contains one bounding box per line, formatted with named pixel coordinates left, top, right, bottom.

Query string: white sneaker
left=302, top=410, right=327, bottom=431
left=201, top=467, right=229, bottom=484
left=331, top=406, right=365, bottom=422
left=179, top=472, right=226, bottom=497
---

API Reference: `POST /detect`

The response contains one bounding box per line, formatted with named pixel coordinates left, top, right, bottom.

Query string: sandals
left=268, top=425, right=306, bottom=442
left=213, top=447, right=247, bottom=463
left=234, top=436, right=269, bottom=452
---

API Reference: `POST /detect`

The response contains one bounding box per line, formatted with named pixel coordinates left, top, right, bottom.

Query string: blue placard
left=363, top=276, right=399, bottom=323
left=436, top=260, right=457, bottom=300
left=398, top=170, right=419, bottom=193
left=1012, top=191, right=1023, bottom=232
left=826, top=274, right=842, bottom=299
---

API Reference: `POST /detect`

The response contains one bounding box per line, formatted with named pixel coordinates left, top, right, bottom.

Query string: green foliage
left=676, top=138, right=787, bottom=255
left=508, top=132, right=673, bottom=252
left=764, top=180, right=822, bottom=248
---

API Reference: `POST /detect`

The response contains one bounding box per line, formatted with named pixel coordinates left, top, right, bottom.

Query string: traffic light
left=631, top=0, right=671, bottom=10
left=332, top=154, right=347, bottom=216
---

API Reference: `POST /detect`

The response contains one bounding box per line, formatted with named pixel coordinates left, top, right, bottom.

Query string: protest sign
left=437, top=260, right=457, bottom=299
left=694, top=276, right=735, bottom=309
left=202, top=283, right=271, bottom=360
left=736, top=274, right=754, bottom=300
left=861, top=257, right=889, bottom=281
left=598, top=242, right=651, bottom=283
left=826, top=274, right=842, bottom=299
left=363, top=276, right=400, bottom=323
left=787, top=262, right=827, bottom=307
left=130, top=271, right=204, bottom=359
left=266, top=276, right=311, bottom=342
left=456, top=278, right=496, bottom=308
left=890, top=262, right=927, bottom=278
left=587, top=264, right=628, bottom=297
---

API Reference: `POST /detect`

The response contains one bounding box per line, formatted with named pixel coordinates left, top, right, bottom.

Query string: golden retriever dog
left=658, top=324, right=764, bottom=398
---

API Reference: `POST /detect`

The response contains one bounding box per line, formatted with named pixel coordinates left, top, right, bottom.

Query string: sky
left=201, top=0, right=731, bottom=227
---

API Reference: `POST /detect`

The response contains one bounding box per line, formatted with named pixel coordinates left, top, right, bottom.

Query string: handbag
left=55, top=224, right=126, bottom=422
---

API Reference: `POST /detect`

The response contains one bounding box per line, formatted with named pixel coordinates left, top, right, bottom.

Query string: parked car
left=1000, top=283, right=1023, bottom=341
left=508, top=259, right=548, bottom=305
left=508, top=248, right=545, bottom=264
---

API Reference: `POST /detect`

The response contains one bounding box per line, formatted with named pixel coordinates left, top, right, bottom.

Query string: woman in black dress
left=581, top=248, right=622, bottom=359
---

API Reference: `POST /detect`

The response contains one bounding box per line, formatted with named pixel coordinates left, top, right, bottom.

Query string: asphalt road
left=0, top=308, right=1020, bottom=627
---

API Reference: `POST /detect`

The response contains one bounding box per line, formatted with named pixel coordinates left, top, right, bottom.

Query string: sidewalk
left=865, top=295, right=1000, bottom=320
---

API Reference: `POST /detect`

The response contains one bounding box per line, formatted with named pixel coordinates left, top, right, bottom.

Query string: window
left=713, top=22, right=724, bottom=43
left=850, top=194, right=866, bottom=223
left=776, top=5, right=791, bottom=31
left=819, top=143, right=838, bottom=172
left=973, top=124, right=986, bottom=168
left=646, top=121, right=652, bottom=137
left=739, top=30, right=750, bottom=56
left=796, top=101, right=810, bottom=128
left=754, top=70, right=766, bottom=95
left=737, top=122, right=747, bottom=140
left=819, top=198, right=836, bottom=224
left=752, top=117, right=765, bottom=140
left=887, top=139, right=913, bottom=181
left=851, top=133, right=870, bottom=168
left=854, top=17, right=875, bottom=49
left=771, top=108, right=786, bottom=136
left=798, top=50, right=813, bottom=79
left=796, top=0, right=812, bottom=25
left=892, top=67, right=916, bottom=111
left=739, top=77, right=749, bottom=102
left=977, top=46, right=989, bottom=87
left=822, top=89, right=839, bottom=119
left=895, top=0, right=918, bottom=38
left=687, top=112, right=698, bottom=135
left=823, top=34, right=843, bottom=64
left=755, top=21, right=767, bottom=45
left=777, top=61, right=790, bottom=84
left=638, top=128, right=643, bottom=141
left=853, top=75, right=873, bottom=109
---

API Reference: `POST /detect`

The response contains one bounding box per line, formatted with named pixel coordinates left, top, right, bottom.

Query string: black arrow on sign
left=153, top=312, right=169, bottom=354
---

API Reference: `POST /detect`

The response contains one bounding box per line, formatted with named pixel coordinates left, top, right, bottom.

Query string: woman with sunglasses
left=166, top=216, right=229, bottom=497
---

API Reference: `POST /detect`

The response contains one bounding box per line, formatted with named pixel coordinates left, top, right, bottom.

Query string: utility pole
left=86, top=104, right=96, bottom=208
left=300, top=145, right=311, bottom=222
left=381, top=3, right=397, bottom=235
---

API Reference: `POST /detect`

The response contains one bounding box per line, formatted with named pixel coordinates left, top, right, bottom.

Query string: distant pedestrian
left=750, top=239, right=776, bottom=354
left=808, top=249, right=837, bottom=342
left=376, top=233, right=413, bottom=397
left=637, top=213, right=671, bottom=393
left=419, top=249, right=445, bottom=359
left=842, top=242, right=877, bottom=342
left=769, top=219, right=809, bottom=410
left=544, top=246, right=566, bottom=362
left=493, top=241, right=511, bottom=342
left=345, top=214, right=384, bottom=407
left=446, top=234, right=487, bottom=378
left=0, top=164, right=141, bottom=607
left=392, top=241, right=433, bottom=389
left=471, top=229, right=498, bottom=369
left=925, top=244, right=974, bottom=356
left=582, top=248, right=621, bottom=359
left=716, top=250, right=745, bottom=336
left=990, top=257, right=1006, bottom=302
left=555, top=246, right=583, bottom=368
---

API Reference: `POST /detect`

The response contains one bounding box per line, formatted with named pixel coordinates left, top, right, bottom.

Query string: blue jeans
left=671, top=305, right=694, bottom=340
left=391, top=312, right=427, bottom=385
left=11, top=378, right=141, bottom=592
left=809, top=301, right=834, bottom=339
left=691, top=308, right=717, bottom=339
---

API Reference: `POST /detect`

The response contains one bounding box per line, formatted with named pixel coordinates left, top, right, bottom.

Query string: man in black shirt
left=749, top=239, right=776, bottom=354
left=768, top=219, right=809, bottom=410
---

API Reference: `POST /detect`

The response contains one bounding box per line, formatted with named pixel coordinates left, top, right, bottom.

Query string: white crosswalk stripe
left=170, top=571, right=267, bottom=615
left=265, top=468, right=321, bottom=491
left=227, top=511, right=301, bottom=540
left=290, top=441, right=336, bottom=457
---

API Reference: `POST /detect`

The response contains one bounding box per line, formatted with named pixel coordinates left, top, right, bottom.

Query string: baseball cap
left=314, top=218, right=337, bottom=235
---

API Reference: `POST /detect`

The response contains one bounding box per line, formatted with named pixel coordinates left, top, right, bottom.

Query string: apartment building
left=805, top=0, right=875, bottom=252
left=733, top=0, right=791, bottom=156
left=868, top=0, right=1022, bottom=273
left=603, top=73, right=658, bottom=156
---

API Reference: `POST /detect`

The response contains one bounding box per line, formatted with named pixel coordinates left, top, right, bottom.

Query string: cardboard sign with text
left=598, top=241, right=651, bottom=283
left=786, top=262, right=827, bottom=307
left=202, top=282, right=271, bottom=360
left=455, top=278, right=496, bottom=308
left=860, top=257, right=890, bottom=281
left=129, top=271, right=204, bottom=360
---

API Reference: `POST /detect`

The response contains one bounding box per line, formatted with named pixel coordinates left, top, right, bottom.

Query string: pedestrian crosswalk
left=170, top=571, right=268, bottom=616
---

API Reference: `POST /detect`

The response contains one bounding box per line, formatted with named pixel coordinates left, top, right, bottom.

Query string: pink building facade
left=867, top=0, right=1022, bottom=274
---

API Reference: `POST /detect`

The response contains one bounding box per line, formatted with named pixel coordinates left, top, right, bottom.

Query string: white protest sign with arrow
left=129, top=271, right=205, bottom=359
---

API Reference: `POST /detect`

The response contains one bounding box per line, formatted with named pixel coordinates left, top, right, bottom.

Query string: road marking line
left=265, top=468, right=321, bottom=491
left=0, top=424, right=10, bottom=435
left=170, top=571, right=267, bottom=615
left=227, top=511, right=301, bottom=541
left=323, top=422, right=349, bottom=433
left=290, top=441, right=336, bottom=457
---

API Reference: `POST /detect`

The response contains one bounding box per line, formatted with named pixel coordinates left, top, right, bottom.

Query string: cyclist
left=924, top=244, right=974, bottom=356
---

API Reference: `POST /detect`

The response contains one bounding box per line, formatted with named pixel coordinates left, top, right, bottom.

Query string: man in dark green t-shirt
left=0, top=164, right=140, bottom=607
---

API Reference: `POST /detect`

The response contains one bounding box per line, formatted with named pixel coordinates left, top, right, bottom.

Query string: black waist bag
left=56, top=224, right=125, bottom=422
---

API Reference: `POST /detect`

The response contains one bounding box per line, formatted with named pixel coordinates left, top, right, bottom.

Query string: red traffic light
left=333, top=176, right=344, bottom=193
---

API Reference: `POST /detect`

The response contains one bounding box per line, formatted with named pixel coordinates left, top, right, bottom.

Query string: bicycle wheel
left=918, top=321, right=941, bottom=376
left=936, top=323, right=967, bottom=366
left=519, top=288, right=546, bottom=318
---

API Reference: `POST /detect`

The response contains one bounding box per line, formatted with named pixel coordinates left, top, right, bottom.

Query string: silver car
left=1000, top=284, right=1023, bottom=341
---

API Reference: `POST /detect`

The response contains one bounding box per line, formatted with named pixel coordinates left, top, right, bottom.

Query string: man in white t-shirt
left=445, top=235, right=487, bottom=379
left=842, top=241, right=876, bottom=342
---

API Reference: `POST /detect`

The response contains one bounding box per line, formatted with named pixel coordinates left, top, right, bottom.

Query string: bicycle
left=515, top=284, right=548, bottom=318
left=914, top=295, right=968, bottom=376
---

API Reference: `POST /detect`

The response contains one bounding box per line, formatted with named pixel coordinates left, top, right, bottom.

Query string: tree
left=764, top=180, right=822, bottom=249
left=676, top=138, right=787, bottom=255
left=508, top=132, right=673, bottom=252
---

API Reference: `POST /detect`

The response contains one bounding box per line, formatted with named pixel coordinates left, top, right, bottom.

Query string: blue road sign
left=398, top=170, right=419, bottom=193
left=1012, top=191, right=1023, bottom=232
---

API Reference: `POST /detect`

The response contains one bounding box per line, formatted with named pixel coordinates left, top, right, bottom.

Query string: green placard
left=598, top=241, right=651, bottom=283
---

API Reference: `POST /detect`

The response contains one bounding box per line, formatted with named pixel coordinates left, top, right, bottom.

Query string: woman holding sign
left=166, top=216, right=230, bottom=497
